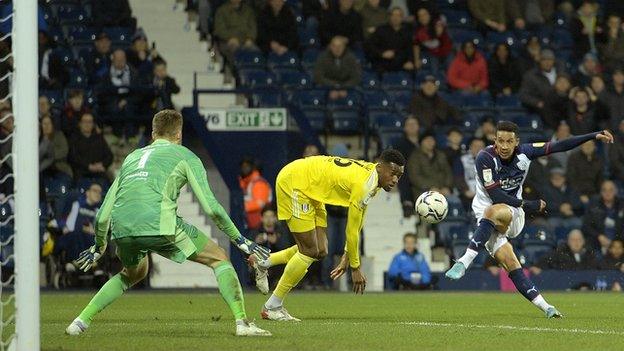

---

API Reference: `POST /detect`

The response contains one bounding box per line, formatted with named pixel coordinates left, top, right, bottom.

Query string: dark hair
left=380, top=149, right=406, bottom=166
left=496, top=120, right=519, bottom=136
left=447, top=127, right=462, bottom=136
left=261, top=203, right=276, bottom=216
left=403, top=233, right=417, bottom=241
left=68, top=89, right=84, bottom=99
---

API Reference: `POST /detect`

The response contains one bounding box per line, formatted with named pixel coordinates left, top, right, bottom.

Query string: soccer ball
left=415, top=191, right=448, bottom=224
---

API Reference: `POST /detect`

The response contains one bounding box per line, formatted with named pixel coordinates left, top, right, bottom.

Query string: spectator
left=358, top=0, right=388, bottom=39
left=319, top=0, right=363, bottom=47
left=395, top=116, right=419, bottom=217
left=566, top=87, right=599, bottom=135
left=365, top=7, right=414, bottom=73
left=442, top=127, right=463, bottom=171
left=530, top=229, right=600, bottom=273
left=570, top=0, right=602, bottom=59
left=506, top=0, right=554, bottom=29
left=541, top=167, right=583, bottom=231
left=388, top=233, right=432, bottom=290
left=457, top=138, right=485, bottom=205
left=313, top=36, right=362, bottom=100
left=582, top=180, right=624, bottom=253
left=542, top=75, right=573, bottom=129
left=608, top=120, right=624, bottom=184
left=68, top=113, right=113, bottom=181
left=412, top=7, right=452, bottom=71
left=98, top=49, right=140, bottom=136
left=257, top=0, right=298, bottom=55
left=92, top=0, right=137, bottom=30
left=573, top=53, right=602, bottom=87
left=518, top=36, right=543, bottom=73
left=0, top=40, right=12, bottom=101
left=519, top=49, right=564, bottom=119
left=38, top=31, right=67, bottom=90
left=468, top=0, right=519, bottom=33
left=61, top=89, right=90, bottom=138
left=302, top=0, right=331, bottom=22
left=85, top=32, right=112, bottom=84
left=407, top=131, right=452, bottom=198
left=41, top=115, right=73, bottom=179
left=38, top=95, right=60, bottom=124
left=38, top=127, right=54, bottom=175
left=474, top=115, right=496, bottom=145
left=598, top=68, right=624, bottom=128
left=447, top=41, right=488, bottom=93
left=149, top=60, right=180, bottom=111
left=238, top=157, right=272, bottom=230
left=567, top=141, right=603, bottom=204
left=599, top=239, right=624, bottom=272
left=214, top=0, right=258, bottom=65
left=251, top=205, right=291, bottom=288
left=488, top=43, right=521, bottom=97
left=125, top=31, right=162, bottom=78
left=549, top=122, right=572, bottom=169
left=302, top=144, right=320, bottom=157
left=409, top=75, right=460, bottom=129
left=599, top=14, right=624, bottom=72
left=523, top=154, right=561, bottom=201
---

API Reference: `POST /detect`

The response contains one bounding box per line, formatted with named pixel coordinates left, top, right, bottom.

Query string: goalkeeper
left=66, top=110, right=271, bottom=337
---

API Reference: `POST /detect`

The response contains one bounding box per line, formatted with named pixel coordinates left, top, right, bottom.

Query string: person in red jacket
left=239, top=157, right=273, bottom=230
left=447, top=41, right=489, bottom=93
left=412, top=7, right=452, bottom=70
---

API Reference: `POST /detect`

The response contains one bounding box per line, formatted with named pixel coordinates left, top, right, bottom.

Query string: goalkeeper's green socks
left=78, top=273, right=131, bottom=326
left=214, top=261, right=247, bottom=320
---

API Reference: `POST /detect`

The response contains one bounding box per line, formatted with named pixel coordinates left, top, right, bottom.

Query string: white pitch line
left=320, top=321, right=624, bottom=336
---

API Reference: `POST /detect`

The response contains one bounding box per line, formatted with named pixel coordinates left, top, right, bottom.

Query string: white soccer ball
left=415, top=191, right=448, bottom=224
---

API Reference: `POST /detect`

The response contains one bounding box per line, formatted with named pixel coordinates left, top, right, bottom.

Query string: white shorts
left=477, top=205, right=525, bottom=256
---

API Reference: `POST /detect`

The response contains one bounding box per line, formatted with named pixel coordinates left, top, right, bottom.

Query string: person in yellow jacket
left=249, top=149, right=406, bottom=321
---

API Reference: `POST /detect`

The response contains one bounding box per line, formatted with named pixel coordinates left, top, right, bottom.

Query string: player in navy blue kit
left=446, top=121, right=614, bottom=318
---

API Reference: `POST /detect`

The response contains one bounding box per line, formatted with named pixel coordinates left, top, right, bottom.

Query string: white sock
left=531, top=295, right=552, bottom=312
left=264, top=294, right=283, bottom=309
left=457, top=248, right=478, bottom=268
left=235, top=319, right=246, bottom=326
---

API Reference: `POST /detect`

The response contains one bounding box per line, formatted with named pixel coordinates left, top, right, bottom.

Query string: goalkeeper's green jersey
left=94, top=139, right=241, bottom=248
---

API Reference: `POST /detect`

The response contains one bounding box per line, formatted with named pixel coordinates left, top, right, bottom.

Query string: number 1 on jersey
left=138, top=149, right=154, bottom=169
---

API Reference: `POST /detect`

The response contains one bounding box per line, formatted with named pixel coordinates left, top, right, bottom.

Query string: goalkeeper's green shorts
left=113, top=219, right=209, bottom=268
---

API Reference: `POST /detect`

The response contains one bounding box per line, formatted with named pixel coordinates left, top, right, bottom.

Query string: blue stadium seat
left=437, top=91, right=463, bottom=107
left=448, top=225, right=471, bottom=245
left=301, top=107, right=327, bottom=132
left=462, top=93, right=493, bottom=109
left=103, top=27, right=133, bottom=45
left=331, top=110, right=361, bottom=134
left=462, top=111, right=497, bottom=131
left=40, top=90, right=64, bottom=107
left=298, top=27, right=320, bottom=48
left=251, top=91, right=282, bottom=107
left=362, top=89, right=392, bottom=111
left=234, top=49, right=265, bottom=69
left=274, top=69, right=311, bottom=88
left=301, top=48, right=320, bottom=70
left=519, top=131, right=548, bottom=143
left=381, top=71, right=413, bottom=90
left=554, top=226, right=570, bottom=245
left=326, top=90, right=361, bottom=110
left=443, top=10, right=473, bottom=28
left=293, top=89, right=327, bottom=109
left=52, top=47, right=76, bottom=66
left=238, top=69, right=276, bottom=88
left=519, top=225, right=555, bottom=248
left=507, top=113, right=542, bottom=131
left=379, top=130, right=403, bottom=149
left=67, top=26, right=96, bottom=44
left=56, top=4, right=88, bottom=25
left=552, top=28, right=574, bottom=50
left=522, top=244, right=553, bottom=265
left=485, top=31, right=517, bottom=49
left=448, top=29, right=483, bottom=48
left=267, top=52, right=299, bottom=69
left=67, top=68, right=88, bottom=88
left=47, top=26, right=66, bottom=44
left=351, top=48, right=370, bottom=69
left=387, top=89, right=412, bottom=111
left=361, top=70, right=381, bottom=90
left=368, top=111, right=402, bottom=130
left=495, top=94, right=522, bottom=108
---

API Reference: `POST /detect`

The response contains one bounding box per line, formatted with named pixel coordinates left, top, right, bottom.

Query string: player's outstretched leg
left=446, top=205, right=508, bottom=280
left=66, top=256, right=149, bottom=335
left=192, top=240, right=272, bottom=336
left=249, top=245, right=298, bottom=294
left=494, top=243, right=563, bottom=318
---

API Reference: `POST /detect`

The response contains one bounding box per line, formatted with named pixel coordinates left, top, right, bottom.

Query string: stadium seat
left=448, top=225, right=471, bottom=245
left=381, top=71, right=413, bottom=90
left=388, top=89, right=412, bottom=111
left=326, top=90, right=361, bottom=110
left=447, top=29, right=483, bottom=48
left=56, top=4, right=88, bottom=25
left=522, top=244, right=553, bottom=265
left=67, top=26, right=96, bottom=44
left=274, top=69, right=311, bottom=89
left=495, top=94, right=522, bottom=108
left=234, top=49, right=266, bottom=69
left=331, top=110, right=360, bottom=134
left=267, top=52, right=299, bottom=69
left=485, top=31, right=517, bottom=51
left=552, top=28, right=574, bottom=50
left=103, top=27, right=134, bottom=45
left=238, top=69, right=276, bottom=88
left=301, top=107, right=327, bottom=132
left=461, top=93, right=493, bottom=109
left=52, top=47, right=76, bottom=66
left=519, top=225, right=555, bottom=248
left=362, top=89, right=393, bottom=111
left=462, top=111, right=496, bottom=131
left=507, top=113, right=542, bottom=131
left=293, top=89, right=327, bottom=109
left=47, top=26, right=66, bottom=44
left=298, top=27, right=320, bottom=48
left=368, top=111, right=402, bottom=130
left=67, top=68, right=89, bottom=88
left=361, top=70, right=381, bottom=90
left=443, top=10, right=473, bottom=29
left=251, top=91, right=282, bottom=107
left=301, top=48, right=320, bottom=70
left=40, top=90, right=64, bottom=107
left=378, top=130, right=403, bottom=149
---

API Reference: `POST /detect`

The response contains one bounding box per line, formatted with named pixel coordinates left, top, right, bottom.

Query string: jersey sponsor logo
left=500, top=176, right=523, bottom=190
left=532, top=142, right=546, bottom=148
left=482, top=168, right=494, bottom=186
left=127, top=171, right=149, bottom=179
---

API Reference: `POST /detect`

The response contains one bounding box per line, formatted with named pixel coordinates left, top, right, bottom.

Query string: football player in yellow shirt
left=249, top=149, right=405, bottom=321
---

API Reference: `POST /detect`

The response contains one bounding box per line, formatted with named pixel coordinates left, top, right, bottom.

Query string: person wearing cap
left=85, top=32, right=112, bottom=84
left=365, top=7, right=414, bottom=73
left=409, top=74, right=459, bottom=129
left=519, top=48, right=565, bottom=116
left=573, top=52, right=602, bottom=87
left=447, top=41, right=489, bottom=94
left=406, top=131, right=452, bottom=198
left=541, top=167, right=583, bottom=231
left=126, top=30, right=162, bottom=77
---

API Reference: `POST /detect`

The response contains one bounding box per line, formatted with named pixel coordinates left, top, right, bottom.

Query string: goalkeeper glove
left=76, top=245, right=104, bottom=272
left=233, top=236, right=270, bottom=260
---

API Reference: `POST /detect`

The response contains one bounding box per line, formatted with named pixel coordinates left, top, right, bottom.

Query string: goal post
left=12, top=0, right=40, bottom=349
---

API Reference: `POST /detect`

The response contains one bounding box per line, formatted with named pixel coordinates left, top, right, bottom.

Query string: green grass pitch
left=41, top=291, right=624, bottom=351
